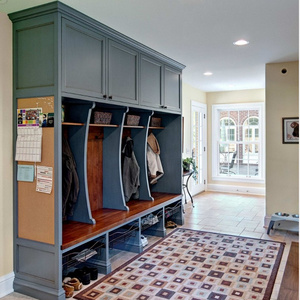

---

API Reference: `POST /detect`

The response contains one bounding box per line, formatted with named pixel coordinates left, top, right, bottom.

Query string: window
left=212, top=103, right=264, bottom=182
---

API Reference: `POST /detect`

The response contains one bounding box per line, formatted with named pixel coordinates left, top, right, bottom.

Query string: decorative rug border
left=74, top=228, right=286, bottom=300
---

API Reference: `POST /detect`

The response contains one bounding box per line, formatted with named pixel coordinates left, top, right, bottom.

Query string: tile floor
left=2, top=191, right=298, bottom=300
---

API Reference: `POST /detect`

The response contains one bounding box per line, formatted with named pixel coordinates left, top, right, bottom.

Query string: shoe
left=62, top=277, right=72, bottom=284
left=67, top=278, right=82, bottom=291
left=141, top=235, right=148, bottom=247
left=82, top=266, right=98, bottom=280
left=166, top=221, right=177, bottom=228
left=74, top=268, right=84, bottom=282
left=62, top=283, right=74, bottom=298
left=81, top=272, right=91, bottom=285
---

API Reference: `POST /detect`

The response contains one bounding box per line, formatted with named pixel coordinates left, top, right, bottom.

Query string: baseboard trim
left=0, top=272, right=14, bottom=298
left=264, top=215, right=271, bottom=228
left=207, top=184, right=266, bottom=196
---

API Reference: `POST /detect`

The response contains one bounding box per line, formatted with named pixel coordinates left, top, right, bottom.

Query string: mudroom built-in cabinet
left=10, top=2, right=185, bottom=300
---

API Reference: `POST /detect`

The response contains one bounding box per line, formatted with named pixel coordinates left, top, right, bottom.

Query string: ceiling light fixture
left=203, top=72, right=213, bottom=76
left=233, top=39, right=249, bottom=46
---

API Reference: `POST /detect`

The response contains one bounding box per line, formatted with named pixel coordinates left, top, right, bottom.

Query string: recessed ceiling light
left=233, top=39, right=249, bottom=46
left=203, top=72, right=213, bottom=76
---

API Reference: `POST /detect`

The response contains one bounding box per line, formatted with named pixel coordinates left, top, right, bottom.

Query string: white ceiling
left=1, top=0, right=298, bottom=92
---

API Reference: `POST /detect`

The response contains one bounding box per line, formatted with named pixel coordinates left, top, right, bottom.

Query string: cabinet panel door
left=164, top=66, right=181, bottom=112
left=62, top=19, right=106, bottom=98
left=140, top=55, right=163, bottom=108
left=108, top=40, right=138, bottom=104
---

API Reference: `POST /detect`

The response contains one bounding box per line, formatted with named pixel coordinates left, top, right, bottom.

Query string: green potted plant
left=182, top=157, right=198, bottom=180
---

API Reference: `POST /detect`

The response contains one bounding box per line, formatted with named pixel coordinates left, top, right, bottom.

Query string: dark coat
left=62, top=137, right=79, bottom=220
left=122, top=137, right=140, bottom=202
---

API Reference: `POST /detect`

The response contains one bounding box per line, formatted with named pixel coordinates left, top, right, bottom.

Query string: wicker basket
left=126, top=114, right=140, bottom=126
left=94, top=111, right=112, bottom=124
left=150, top=117, right=162, bottom=127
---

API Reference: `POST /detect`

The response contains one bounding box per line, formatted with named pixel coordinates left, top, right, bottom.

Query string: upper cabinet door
left=108, top=40, right=139, bottom=104
left=62, top=19, right=106, bottom=99
left=140, top=55, right=163, bottom=109
left=164, top=66, right=182, bottom=112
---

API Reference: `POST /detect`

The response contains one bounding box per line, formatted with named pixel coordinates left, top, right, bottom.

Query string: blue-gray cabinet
left=140, top=54, right=163, bottom=108
left=62, top=21, right=139, bottom=104
left=140, top=55, right=182, bottom=112
left=108, top=40, right=139, bottom=104
left=62, top=19, right=106, bottom=99
left=164, top=65, right=182, bottom=111
left=10, top=2, right=185, bottom=300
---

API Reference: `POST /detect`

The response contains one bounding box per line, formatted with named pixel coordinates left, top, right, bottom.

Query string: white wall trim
left=0, top=272, right=14, bottom=298
left=207, top=183, right=265, bottom=196
left=264, top=215, right=271, bottom=228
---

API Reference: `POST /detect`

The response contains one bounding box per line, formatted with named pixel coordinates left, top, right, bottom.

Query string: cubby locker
left=10, top=2, right=184, bottom=298
left=109, top=219, right=141, bottom=253
left=147, top=113, right=182, bottom=195
left=88, top=103, right=128, bottom=212
left=62, top=99, right=95, bottom=224
left=122, top=109, right=153, bottom=203
left=141, top=208, right=166, bottom=237
left=164, top=199, right=184, bottom=226
left=62, top=234, right=111, bottom=276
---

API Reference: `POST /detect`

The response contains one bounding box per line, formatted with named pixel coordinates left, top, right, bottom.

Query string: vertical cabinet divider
left=102, top=107, right=129, bottom=210
left=65, top=102, right=96, bottom=224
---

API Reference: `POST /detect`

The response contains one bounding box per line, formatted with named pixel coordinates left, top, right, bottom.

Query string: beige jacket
left=147, top=133, right=164, bottom=184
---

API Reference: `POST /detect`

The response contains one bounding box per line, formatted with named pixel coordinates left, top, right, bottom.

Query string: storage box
left=126, top=114, right=140, bottom=126
left=94, top=112, right=112, bottom=124
left=150, top=117, right=162, bottom=127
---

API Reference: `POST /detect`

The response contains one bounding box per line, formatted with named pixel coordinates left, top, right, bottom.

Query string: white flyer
left=36, top=166, right=53, bottom=194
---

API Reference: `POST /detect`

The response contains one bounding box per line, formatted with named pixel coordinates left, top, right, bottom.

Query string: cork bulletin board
left=17, top=96, right=55, bottom=245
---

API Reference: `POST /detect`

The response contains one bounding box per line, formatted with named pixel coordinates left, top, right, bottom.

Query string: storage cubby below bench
left=165, top=199, right=184, bottom=226
left=62, top=193, right=183, bottom=274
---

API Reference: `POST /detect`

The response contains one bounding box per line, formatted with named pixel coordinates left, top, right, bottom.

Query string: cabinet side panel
left=16, top=20, right=54, bottom=90
left=17, top=97, right=55, bottom=245
left=17, top=245, right=55, bottom=283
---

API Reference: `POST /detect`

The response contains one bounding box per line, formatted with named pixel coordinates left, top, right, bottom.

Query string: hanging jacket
left=147, top=133, right=164, bottom=184
left=62, top=137, right=80, bottom=220
left=122, top=137, right=140, bottom=202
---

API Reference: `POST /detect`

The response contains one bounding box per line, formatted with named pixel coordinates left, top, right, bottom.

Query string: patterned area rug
left=74, top=228, right=284, bottom=300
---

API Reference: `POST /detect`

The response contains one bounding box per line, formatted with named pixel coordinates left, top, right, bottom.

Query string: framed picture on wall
left=282, top=117, right=299, bottom=144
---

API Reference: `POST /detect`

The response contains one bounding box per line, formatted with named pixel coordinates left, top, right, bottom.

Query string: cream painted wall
left=0, top=12, right=13, bottom=277
left=182, top=82, right=206, bottom=157
left=206, top=89, right=265, bottom=190
left=266, top=61, right=299, bottom=216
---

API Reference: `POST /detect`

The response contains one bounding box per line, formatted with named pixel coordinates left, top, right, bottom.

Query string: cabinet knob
left=103, top=94, right=107, bottom=99
left=109, top=95, right=113, bottom=99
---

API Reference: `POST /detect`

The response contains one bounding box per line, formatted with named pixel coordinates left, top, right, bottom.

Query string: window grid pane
left=218, top=108, right=260, bottom=178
